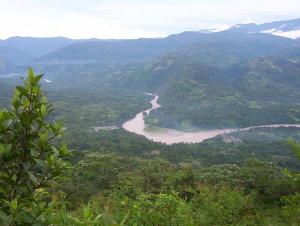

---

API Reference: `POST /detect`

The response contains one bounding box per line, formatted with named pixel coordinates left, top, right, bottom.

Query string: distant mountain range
left=0, top=17, right=299, bottom=69
left=0, top=37, right=77, bottom=73
left=0, top=37, right=76, bottom=57
left=1, top=17, right=300, bottom=129
left=226, top=18, right=300, bottom=39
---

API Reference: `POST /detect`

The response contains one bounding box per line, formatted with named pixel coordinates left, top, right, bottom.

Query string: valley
left=1, top=16, right=300, bottom=225
left=1, top=18, right=300, bottom=163
left=123, top=93, right=300, bottom=144
left=1, top=18, right=300, bottom=165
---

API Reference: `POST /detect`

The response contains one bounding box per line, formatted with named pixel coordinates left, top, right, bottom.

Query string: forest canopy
left=0, top=69, right=299, bottom=225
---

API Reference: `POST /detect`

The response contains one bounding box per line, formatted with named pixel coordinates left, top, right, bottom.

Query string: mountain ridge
left=227, top=18, right=300, bottom=39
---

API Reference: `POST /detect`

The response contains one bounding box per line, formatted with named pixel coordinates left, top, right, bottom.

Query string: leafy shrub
left=0, top=69, right=70, bottom=225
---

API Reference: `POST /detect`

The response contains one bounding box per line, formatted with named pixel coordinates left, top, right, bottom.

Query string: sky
left=0, top=0, right=299, bottom=39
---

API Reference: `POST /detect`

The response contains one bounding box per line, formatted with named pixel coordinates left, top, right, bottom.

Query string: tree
left=0, top=68, right=69, bottom=225
left=288, top=139, right=300, bottom=161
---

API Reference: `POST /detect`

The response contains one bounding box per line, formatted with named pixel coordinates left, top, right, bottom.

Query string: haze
left=0, top=0, right=300, bottom=39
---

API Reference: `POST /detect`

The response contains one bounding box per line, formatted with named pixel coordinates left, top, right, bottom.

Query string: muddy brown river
left=122, top=93, right=300, bottom=144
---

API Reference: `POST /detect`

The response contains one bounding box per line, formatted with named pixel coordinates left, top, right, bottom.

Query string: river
left=122, top=93, right=300, bottom=145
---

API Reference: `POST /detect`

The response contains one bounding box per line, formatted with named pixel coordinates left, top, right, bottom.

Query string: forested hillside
left=1, top=17, right=300, bottom=225
left=125, top=46, right=300, bottom=129
left=0, top=71, right=300, bottom=225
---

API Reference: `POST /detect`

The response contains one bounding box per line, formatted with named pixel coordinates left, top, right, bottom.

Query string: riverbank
left=122, top=93, right=300, bottom=145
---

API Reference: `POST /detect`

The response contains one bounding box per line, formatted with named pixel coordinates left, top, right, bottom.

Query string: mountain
left=0, top=45, right=35, bottom=66
left=227, top=48, right=300, bottom=96
left=0, top=18, right=299, bottom=72
left=0, top=57, right=5, bottom=73
left=1, top=18, right=300, bottom=130
left=36, top=31, right=298, bottom=73
left=31, top=30, right=300, bottom=130
left=37, top=34, right=210, bottom=65
left=35, top=31, right=299, bottom=94
left=173, top=32, right=299, bottom=68
left=0, top=58, right=19, bottom=74
left=0, top=37, right=76, bottom=58
left=0, top=37, right=80, bottom=74
left=0, top=18, right=299, bottom=68
left=227, top=18, right=300, bottom=39
left=117, top=32, right=299, bottom=90
left=125, top=45, right=300, bottom=130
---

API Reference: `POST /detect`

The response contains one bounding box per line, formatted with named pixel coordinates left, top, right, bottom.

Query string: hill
left=130, top=47, right=300, bottom=129
left=37, top=34, right=210, bottom=65
left=0, top=45, right=34, bottom=65
left=0, top=36, right=76, bottom=58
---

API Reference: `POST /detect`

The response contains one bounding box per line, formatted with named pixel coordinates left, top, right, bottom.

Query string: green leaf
left=39, top=131, right=48, bottom=148
left=41, top=96, right=47, bottom=104
left=47, top=155, right=55, bottom=167
left=0, top=144, right=11, bottom=156
left=23, top=99, right=30, bottom=108
left=27, top=171, right=38, bottom=184
left=288, top=139, right=300, bottom=160
left=53, top=122, right=63, bottom=133
left=3, top=119, right=12, bottom=129
left=35, top=74, right=44, bottom=83
left=10, top=199, right=18, bottom=211
left=59, top=143, right=69, bottom=156
left=40, top=104, right=46, bottom=117
left=30, top=149, right=39, bottom=158
left=32, top=85, right=40, bottom=94
left=0, top=111, right=4, bottom=120
left=11, top=174, right=17, bottom=182
left=16, top=86, right=28, bottom=96
left=35, top=159, right=47, bottom=169
left=28, top=67, right=35, bottom=84
left=0, top=210, right=11, bottom=224
left=120, top=211, right=130, bottom=226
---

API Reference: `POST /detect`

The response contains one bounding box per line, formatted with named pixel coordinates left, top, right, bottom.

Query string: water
left=122, top=93, right=300, bottom=144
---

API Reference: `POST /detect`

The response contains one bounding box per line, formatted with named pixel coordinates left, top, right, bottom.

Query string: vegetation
left=2, top=30, right=300, bottom=130
left=0, top=69, right=70, bottom=225
left=1, top=18, right=300, bottom=225
left=141, top=48, right=300, bottom=129
left=0, top=69, right=299, bottom=225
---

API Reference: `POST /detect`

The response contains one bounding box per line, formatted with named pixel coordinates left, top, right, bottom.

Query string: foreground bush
left=0, top=69, right=69, bottom=225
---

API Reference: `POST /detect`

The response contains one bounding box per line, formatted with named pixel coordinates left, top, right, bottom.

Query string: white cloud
left=261, top=29, right=300, bottom=39
left=0, top=0, right=299, bottom=39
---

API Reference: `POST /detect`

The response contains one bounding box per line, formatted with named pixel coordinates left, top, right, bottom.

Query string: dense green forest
left=135, top=48, right=300, bottom=129
left=1, top=70, right=300, bottom=225
left=1, top=18, right=300, bottom=225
